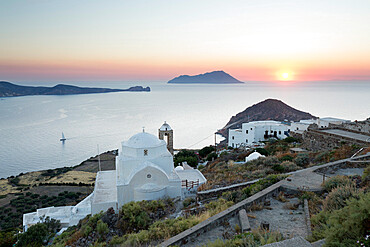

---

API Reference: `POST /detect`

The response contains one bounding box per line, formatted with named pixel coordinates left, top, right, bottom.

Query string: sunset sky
left=1, top=0, right=370, bottom=82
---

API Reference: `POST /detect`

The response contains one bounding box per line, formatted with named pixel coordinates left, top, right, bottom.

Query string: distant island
left=168, top=70, right=243, bottom=84
left=0, top=81, right=150, bottom=97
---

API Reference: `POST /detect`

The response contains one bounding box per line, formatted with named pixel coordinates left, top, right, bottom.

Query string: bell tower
left=158, top=121, right=174, bottom=155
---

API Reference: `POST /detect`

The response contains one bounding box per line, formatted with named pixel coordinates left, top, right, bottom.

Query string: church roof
left=124, top=132, right=164, bottom=148
left=245, top=151, right=265, bottom=162
left=160, top=121, right=172, bottom=131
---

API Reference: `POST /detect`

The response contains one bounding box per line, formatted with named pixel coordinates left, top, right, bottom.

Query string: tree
left=174, top=150, right=198, bottom=168
left=16, top=223, right=48, bottom=247
left=198, top=146, right=215, bottom=158
left=0, top=230, right=16, bottom=247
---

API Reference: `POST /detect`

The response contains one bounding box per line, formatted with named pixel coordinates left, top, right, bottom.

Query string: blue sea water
left=0, top=81, right=369, bottom=178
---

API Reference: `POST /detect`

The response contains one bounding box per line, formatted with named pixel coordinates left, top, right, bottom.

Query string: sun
left=281, top=72, right=289, bottom=80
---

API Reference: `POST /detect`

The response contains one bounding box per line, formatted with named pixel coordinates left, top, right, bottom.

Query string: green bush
left=204, top=229, right=284, bottom=247
left=174, top=150, right=199, bottom=167
left=199, top=146, right=215, bottom=158
left=97, top=220, right=108, bottom=235
left=322, top=184, right=359, bottom=212
left=294, top=153, right=310, bottom=166
left=16, top=223, right=49, bottom=247
left=324, top=192, right=370, bottom=246
left=279, top=154, right=294, bottom=162
left=182, top=197, right=195, bottom=208
left=206, top=152, right=218, bottom=162
left=362, top=165, right=370, bottom=182
left=83, top=225, right=92, bottom=237
left=256, top=148, right=268, bottom=156
left=283, top=137, right=298, bottom=143
left=323, top=175, right=354, bottom=192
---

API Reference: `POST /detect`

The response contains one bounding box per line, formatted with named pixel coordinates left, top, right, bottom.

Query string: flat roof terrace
left=318, top=129, right=370, bottom=143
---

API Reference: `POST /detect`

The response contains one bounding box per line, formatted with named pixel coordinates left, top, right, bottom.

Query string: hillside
left=0, top=81, right=150, bottom=97
left=168, top=70, right=243, bottom=84
left=219, top=99, right=316, bottom=137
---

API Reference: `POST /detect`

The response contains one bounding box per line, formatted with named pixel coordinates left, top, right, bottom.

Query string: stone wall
left=339, top=118, right=370, bottom=135
left=301, top=129, right=368, bottom=151
left=159, top=153, right=370, bottom=246
left=160, top=182, right=283, bottom=246
left=197, top=179, right=260, bottom=201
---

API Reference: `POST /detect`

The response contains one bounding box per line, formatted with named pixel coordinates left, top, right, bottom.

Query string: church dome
left=159, top=121, right=172, bottom=131
left=124, top=132, right=164, bottom=148
left=245, top=151, right=265, bottom=162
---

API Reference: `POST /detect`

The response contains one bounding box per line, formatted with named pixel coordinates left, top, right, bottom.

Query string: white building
left=23, top=123, right=206, bottom=231
left=291, top=117, right=351, bottom=133
left=228, top=121, right=290, bottom=148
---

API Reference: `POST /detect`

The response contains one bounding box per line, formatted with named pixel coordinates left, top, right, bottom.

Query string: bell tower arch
left=158, top=121, right=173, bottom=155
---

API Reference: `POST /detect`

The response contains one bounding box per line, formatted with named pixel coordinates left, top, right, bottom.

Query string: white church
left=23, top=122, right=206, bottom=231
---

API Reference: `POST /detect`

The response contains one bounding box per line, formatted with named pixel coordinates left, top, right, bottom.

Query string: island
left=167, top=70, right=243, bottom=84
left=0, top=81, right=150, bottom=97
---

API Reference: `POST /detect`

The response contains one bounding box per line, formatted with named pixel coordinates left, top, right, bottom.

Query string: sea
left=0, top=81, right=369, bottom=179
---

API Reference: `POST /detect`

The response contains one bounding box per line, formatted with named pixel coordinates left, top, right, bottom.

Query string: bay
left=0, top=81, right=369, bottom=178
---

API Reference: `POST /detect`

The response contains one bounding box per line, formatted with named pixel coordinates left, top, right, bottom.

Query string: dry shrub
left=283, top=202, right=298, bottom=210
left=280, top=161, right=300, bottom=172
left=65, top=230, right=83, bottom=246
left=249, top=202, right=264, bottom=211
left=323, top=175, right=354, bottom=192
left=235, top=224, right=241, bottom=234
left=247, top=214, right=256, bottom=219
left=276, top=191, right=288, bottom=202
left=323, top=184, right=360, bottom=211
left=360, top=146, right=370, bottom=155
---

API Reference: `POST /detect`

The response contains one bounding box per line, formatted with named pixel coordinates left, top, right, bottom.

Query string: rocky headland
left=0, top=81, right=150, bottom=97
left=218, top=99, right=316, bottom=137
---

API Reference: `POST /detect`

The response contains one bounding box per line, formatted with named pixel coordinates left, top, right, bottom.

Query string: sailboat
left=60, top=132, right=66, bottom=142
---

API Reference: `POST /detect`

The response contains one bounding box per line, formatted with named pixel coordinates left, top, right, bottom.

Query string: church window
left=246, top=130, right=248, bottom=134
left=279, top=131, right=281, bottom=134
left=144, top=149, right=148, bottom=156
left=246, top=139, right=248, bottom=143
left=147, top=174, right=151, bottom=178
left=232, top=136, right=234, bottom=140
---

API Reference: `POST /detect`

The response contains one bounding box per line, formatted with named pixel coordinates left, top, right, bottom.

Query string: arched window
left=246, top=130, right=248, bottom=134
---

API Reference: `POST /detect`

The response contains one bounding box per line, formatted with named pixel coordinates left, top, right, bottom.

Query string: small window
left=147, top=174, right=151, bottom=178
left=250, top=128, right=252, bottom=130
left=232, top=143, right=234, bottom=148
left=144, top=149, right=148, bottom=156
left=246, top=130, right=248, bottom=134
left=279, top=131, right=281, bottom=134
left=246, top=139, right=248, bottom=143
left=232, top=136, right=234, bottom=140
left=271, top=130, right=273, bottom=133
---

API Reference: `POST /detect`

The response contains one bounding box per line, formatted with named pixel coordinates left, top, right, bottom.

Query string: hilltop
left=0, top=81, right=150, bottom=97
left=168, top=70, right=243, bottom=84
left=219, top=99, right=316, bottom=137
